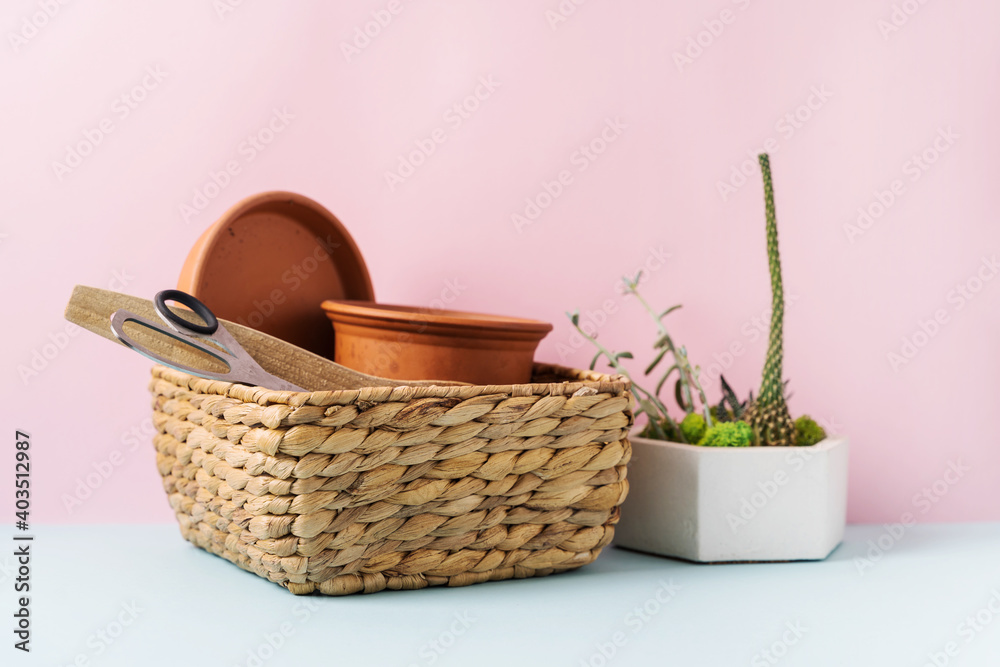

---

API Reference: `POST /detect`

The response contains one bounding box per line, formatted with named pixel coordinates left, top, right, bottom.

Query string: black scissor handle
left=154, top=289, right=218, bottom=336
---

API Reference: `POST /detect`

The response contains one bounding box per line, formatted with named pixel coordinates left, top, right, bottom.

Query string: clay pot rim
left=321, top=300, right=553, bottom=338
left=177, top=190, right=375, bottom=359
left=181, top=191, right=373, bottom=298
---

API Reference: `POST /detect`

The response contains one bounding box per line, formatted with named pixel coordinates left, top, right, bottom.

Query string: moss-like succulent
left=794, top=416, right=827, bottom=446
left=680, top=412, right=707, bottom=444
left=567, top=155, right=822, bottom=449
left=698, top=421, right=754, bottom=447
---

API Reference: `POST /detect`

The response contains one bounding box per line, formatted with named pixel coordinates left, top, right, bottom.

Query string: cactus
left=743, top=154, right=797, bottom=446
left=567, top=157, right=821, bottom=448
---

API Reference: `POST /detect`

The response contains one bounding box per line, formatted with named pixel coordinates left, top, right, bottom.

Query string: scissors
left=109, top=289, right=304, bottom=391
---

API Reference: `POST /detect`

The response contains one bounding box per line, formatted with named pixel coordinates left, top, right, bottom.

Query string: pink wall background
left=1, top=1, right=997, bottom=525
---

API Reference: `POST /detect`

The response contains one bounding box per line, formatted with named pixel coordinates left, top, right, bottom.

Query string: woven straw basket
left=149, top=363, right=633, bottom=595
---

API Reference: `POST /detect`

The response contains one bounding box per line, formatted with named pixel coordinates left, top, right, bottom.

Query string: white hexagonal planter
left=615, top=435, right=849, bottom=562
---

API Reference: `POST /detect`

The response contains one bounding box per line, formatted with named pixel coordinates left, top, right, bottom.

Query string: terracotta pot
left=178, top=191, right=374, bottom=361
left=320, top=301, right=553, bottom=385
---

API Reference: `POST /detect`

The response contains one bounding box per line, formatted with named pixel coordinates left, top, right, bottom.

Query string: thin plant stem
left=570, top=319, right=685, bottom=443
left=627, top=286, right=714, bottom=426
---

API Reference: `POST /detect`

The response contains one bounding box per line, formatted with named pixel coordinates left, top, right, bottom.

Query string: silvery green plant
left=567, top=154, right=828, bottom=447
left=567, top=273, right=714, bottom=443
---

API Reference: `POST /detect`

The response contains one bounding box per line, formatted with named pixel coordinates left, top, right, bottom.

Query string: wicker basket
left=149, top=363, right=633, bottom=595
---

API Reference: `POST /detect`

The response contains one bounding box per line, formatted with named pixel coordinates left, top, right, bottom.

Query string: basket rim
left=150, top=362, right=631, bottom=407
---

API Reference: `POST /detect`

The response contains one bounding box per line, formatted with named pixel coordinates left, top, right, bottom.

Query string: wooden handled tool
left=64, top=285, right=464, bottom=391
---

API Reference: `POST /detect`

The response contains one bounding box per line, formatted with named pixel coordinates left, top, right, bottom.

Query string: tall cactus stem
left=758, top=153, right=784, bottom=406
left=745, top=153, right=796, bottom=446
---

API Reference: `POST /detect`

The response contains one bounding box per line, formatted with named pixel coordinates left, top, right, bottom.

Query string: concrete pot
left=614, top=435, right=848, bottom=562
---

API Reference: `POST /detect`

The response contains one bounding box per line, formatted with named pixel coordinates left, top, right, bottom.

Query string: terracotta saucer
left=178, top=191, right=373, bottom=360
left=321, top=300, right=553, bottom=385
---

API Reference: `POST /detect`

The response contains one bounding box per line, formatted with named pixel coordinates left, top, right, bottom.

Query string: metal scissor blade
left=109, top=309, right=237, bottom=382
left=68, top=285, right=460, bottom=391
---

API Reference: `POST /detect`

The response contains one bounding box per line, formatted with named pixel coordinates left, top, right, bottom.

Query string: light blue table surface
left=6, top=522, right=999, bottom=666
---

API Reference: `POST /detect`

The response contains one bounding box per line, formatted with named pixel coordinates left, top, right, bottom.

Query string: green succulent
left=698, top=421, right=754, bottom=447
left=719, top=375, right=747, bottom=420
left=680, top=412, right=707, bottom=444
left=744, top=153, right=797, bottom=447
left=711, top=403, right=733, bottom=423
left=639, top=419, right=669, bottom=441
left=794, top=416, right=827, bottom=446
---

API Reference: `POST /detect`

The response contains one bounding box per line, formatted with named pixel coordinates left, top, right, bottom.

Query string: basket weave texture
left=150, top=363, right=633, bottom=595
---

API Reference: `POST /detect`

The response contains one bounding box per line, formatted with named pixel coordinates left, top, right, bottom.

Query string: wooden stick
left=64, top=285, right=464, bottom=391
